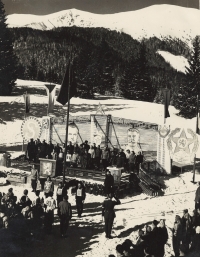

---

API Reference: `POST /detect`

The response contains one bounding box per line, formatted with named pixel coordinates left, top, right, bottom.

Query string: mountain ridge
left=6, top=5, right=200, bottom=43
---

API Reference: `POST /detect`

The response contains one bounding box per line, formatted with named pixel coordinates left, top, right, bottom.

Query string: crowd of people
left=1, top=179, right=200, bottom=256
left=26, top=138, right=143, bottom=172
left=0, top=179, right=85, bottom=239
left=107, top=182, right=200, bottom=257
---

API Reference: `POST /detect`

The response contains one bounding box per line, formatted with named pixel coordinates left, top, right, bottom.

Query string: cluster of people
left=26, top=138, right=144, bottom=173
left=0, top=178, right=86, bottom=239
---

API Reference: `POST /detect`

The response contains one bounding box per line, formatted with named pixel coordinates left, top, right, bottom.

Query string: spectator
left=190, top=226, right=200, bottom=253
left=116, top=244, right=124, bottom=257
left=129, top=151, right=136, bottom=173
left=54, top=143, right=62, bottom=159
left=56, top=182, right=64, bottom=208
left=135, top=151, right=143, bottom=173
left=66, top=150, right=72, bottom=167
left=44, top=176, right=54, bottom=198
left=75, top=182, right=86, bottom=218
left=44, top=191, right=56, bottom=234
left=30, top=164, right=39, bottom=192
left=181, top=209, right=192, bottom=246
left=89, top=146, right=95, bottom=169
left=95, top=145, right=102, bottom=169
left=157, top=219, right=168, bottom=257
left=40, top=140, right=48, bottom=158
left=173, top=215, right=183, bottom=257
left=104, top=170, right=114, bottom=196
left=109, top=149, right=117, bottom=166
left=83, top=140, right=90, bottom=152
left=26, top=138, right=36, bottom=162
left=116, top=152, right=125, bottom=168
left=102, top=193, right=121, bottom=239
left=67, top=141, right=74, bottom=155
left=74, top=143, right=80, bottom=154
left=46, top=141, right=54, bottom=159
left=70, top=151, right=79, bottom=168
left=58, top=195, right=72, bottom=238
left=82, top=149, right=90, bottom=169
left=101, top=146, right=110, bottom=172
left=195, top=182, right=200, bottom=210
left=19, top=189, right=32, bottom=218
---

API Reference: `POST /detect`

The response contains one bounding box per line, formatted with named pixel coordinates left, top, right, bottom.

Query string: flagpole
left=22, top=91, right=27, bottom=153
left=193, top=94, right=199, bottom=183
left=62, top=58, right=72, bottom=184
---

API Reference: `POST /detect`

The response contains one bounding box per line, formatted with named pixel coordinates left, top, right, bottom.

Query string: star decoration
left=172, top=129, right=195, bottom=155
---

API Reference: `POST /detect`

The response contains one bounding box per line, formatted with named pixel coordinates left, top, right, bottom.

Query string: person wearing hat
left=58, top=195, right=72, bottom=238
left=70, top=150, right=79, bottom=168
left=195, top=182, right=200, bottom=210
left=172, top=215, right=183, bottom=257
left=102, top=192, right=121, bottom=239
left=190, top=226, right=200, bottom=253
left=157, top=219, right=168, bottom=257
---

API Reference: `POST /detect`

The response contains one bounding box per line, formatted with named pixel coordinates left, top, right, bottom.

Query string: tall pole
left=22, top=91, right=27, bottom=152
left=62, top=51, right=72, bottom=184
left=193, top=94, right=199, bottom=183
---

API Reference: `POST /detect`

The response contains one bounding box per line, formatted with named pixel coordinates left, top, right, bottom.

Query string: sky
left=2, top=0, right=199, bottom=15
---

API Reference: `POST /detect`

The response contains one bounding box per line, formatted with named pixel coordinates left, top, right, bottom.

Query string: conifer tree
left=0, top=0, right=17, bottom=95
left=177, top=36, right=200, bottom=118
left=134, top=41, right=156, bottom=102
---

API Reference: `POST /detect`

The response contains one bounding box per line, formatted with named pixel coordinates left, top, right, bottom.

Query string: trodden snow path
left=0, top=171, right=199, bottom=257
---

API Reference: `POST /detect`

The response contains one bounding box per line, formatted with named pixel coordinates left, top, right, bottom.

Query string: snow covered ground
left=0, top=79, right=200, bottom=256
left=0, top=168, right=199, bottom=257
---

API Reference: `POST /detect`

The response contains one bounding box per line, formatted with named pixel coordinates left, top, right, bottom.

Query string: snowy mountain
left=6, top=5, right=200, bottom=43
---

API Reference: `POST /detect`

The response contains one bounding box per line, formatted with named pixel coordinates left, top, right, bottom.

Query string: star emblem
left=172, top=129, right=195, bottom=154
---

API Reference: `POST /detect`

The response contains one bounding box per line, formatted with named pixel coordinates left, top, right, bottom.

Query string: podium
left=107, top=166, right=123, bottom=183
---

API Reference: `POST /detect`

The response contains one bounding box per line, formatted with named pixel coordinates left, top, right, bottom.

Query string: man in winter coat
left=27, top=138, right=36, bottom=162
left=129, top=151, right=136, bottom=173
left=104, top=170, right=114, bottom=196
left=75, top=182, right=86, bottom=218
left=102, top=193, right=121, bottom=239
left=101, top=146, right=110, bottom=171
left=44, top=191, right=56, bottom=234
left=30, top=164, right=39, bottom=192
left=195, top=182, right=200, bottom=210
left=58, top=195, right=72, bottom=238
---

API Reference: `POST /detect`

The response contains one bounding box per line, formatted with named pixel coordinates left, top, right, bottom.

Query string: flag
left=161, top=88, right=170, bottom=118
left=23, top=94, right=30, bottom=113
left=45, top=84, right=56, bottom=113
left=196, top=95, right=199, bottom=134
left=56, top=63, right=77, bottom=105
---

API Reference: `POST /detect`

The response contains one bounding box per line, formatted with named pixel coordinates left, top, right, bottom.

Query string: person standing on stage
left=56, top=182, right=64, bottom=208
left=102, top=193, right=121, bottom=239
left=104, top=170, right=114, bottom=196
left=58, top=195, right=72, bottom=238
left=75, top=182, right=86, bottom=218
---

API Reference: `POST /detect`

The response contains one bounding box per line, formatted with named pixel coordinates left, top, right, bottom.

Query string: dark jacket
left=102, top=197, right=121, bottom=218
left=104, top=175, right=114, bottom=189
left=58, top=200, right=72, bottom=219
left=195, top=186, right=200, bottom=203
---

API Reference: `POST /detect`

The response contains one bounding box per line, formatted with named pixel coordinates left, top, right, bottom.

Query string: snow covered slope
left=6, top=5, right=200, bottom=43
left=157, top=50, right=189, bottom=73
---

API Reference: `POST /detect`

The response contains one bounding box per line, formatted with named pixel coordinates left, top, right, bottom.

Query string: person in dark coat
left=157, top=219, right=168, bottom=257
left=95, top=145, right=102, bottom=169
left=116, top=152, right=124, bottom=168
left=195, top=182, right=200, bottom=210
left=75, top=182, right=86, bottom=218
left=56, top=182, right=64, bottom=208
left=190, top=226, right=200, bottom=253
left=102, top=193, right=121, bottom=239
left=58, top=195, right=72, bottom=238
left=26, top=138, right=36, bottom=162
left=181, top=209, right=192, bottom=246
left=129, top=151, right=136, bottom=173
left=135, top=152, right=143, bottom=174
left=150, top=220, right=160, bottom=257
left=172, top=215, right=183, bottom=257
left=104, top=171, right=114, bottom=196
